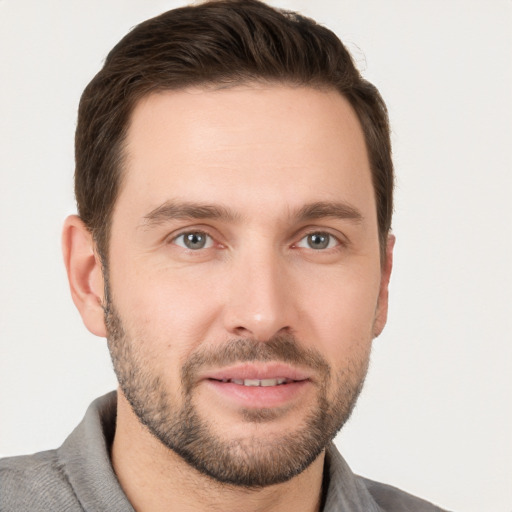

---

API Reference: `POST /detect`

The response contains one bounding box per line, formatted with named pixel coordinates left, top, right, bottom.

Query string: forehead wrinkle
left=139, top=200, right=242, bottom=229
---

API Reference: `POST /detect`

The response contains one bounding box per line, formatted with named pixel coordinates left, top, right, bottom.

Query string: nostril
left=233, top=325, right=252, bottom=336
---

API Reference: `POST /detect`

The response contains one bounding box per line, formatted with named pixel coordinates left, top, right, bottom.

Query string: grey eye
left=297, top=232, right=337, bottom=250
left=174, top=232, right=213, bottom=250
left=308, top=233, right=329, bottom=249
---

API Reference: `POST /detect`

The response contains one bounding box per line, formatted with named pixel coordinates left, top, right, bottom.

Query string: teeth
left=227, top=378, right=289, bottom=386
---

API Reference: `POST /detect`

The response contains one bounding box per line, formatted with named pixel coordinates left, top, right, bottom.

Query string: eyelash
left=170, top=229, right=344, bottom=252
left=294, top=231, right=342, bottom=251
left=172, top=231, right=215, bottom=250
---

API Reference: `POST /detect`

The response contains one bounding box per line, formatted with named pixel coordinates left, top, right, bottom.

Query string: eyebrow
left=141, top=201, right=240, bottom=227
left=140, top=199, right=363, bottom=229
left=295, top=201, right=363, bottom=223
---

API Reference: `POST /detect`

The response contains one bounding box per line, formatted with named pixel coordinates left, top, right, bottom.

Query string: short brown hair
left=75, top=0, right=393, bottom=262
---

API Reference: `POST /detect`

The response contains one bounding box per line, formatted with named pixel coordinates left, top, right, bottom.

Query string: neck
left=111, top=392, right=325, bottom=512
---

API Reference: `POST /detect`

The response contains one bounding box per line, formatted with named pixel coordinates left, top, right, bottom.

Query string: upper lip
left=201, top=362, right=311, bottom=382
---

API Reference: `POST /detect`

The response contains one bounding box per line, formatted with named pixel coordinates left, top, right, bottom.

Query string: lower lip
left=203, top=379, right=310, bottom=409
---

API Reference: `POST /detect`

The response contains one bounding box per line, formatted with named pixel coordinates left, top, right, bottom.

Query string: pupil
left=308, top=233, right=329, bottom=249
left=185, top=232, right=205, bottom=249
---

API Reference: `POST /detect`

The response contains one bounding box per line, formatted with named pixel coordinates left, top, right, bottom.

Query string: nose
left=222, top=245, right=298, bottom=341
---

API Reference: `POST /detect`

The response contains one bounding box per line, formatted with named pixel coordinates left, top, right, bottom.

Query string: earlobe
left=373, top=234, right=395, bottom=338
left=62, top=215, right=107, bottom=337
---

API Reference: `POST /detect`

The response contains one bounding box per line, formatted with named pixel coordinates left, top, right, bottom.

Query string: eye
left=296, top=232, right=339, bottom=250
left=173, top=231, right=214, bottom=250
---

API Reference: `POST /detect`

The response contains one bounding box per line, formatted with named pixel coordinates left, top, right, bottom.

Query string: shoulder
left=323, top=444, right=452, bottom=512
left=357, top=475, right=450, bottom=512
left=0, top=450, right=82, bottom=511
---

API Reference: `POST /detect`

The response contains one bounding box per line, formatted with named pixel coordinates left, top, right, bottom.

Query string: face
left=104, top=85, right=392, bottom=487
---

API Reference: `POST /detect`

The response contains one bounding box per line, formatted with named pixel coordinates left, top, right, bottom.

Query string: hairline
left=93, top=79, right=389, bottom=269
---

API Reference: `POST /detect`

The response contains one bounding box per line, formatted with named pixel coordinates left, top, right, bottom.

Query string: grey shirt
left=0, top=392, right=449, bottom=511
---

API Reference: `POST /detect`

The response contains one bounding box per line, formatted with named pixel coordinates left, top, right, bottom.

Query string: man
left=0, top=1, right=449, bottom=510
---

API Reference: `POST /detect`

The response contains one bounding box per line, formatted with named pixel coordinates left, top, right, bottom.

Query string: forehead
left=117, top=84, right=374, bottom=223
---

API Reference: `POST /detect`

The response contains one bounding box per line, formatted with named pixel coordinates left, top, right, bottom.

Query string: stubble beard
left=104, top=293, right=371, bottom=488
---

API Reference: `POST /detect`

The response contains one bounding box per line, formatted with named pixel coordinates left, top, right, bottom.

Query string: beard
left=104, top=294, right=370, bottom=488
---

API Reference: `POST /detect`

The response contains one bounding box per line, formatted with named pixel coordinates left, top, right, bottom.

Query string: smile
left=198, top=362, right=312, bottom=408
left=211, top=378, right=293, bottom=387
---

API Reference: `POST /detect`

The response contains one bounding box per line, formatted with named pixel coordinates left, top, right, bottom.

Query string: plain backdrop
left=1, top=1, right=511, bottom=511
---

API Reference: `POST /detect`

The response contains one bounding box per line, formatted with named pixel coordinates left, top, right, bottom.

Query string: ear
left=62, top=215, right=107, bottom=337
left=373, top=234, right=395, bottom=338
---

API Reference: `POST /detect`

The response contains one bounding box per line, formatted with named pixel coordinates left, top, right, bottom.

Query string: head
left=64, top=0, right=394, bottom=489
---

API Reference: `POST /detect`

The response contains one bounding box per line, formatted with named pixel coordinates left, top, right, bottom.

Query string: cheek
left=110, top=260, right=224, bottom=355
left=300, top=263, right=381, bottom=358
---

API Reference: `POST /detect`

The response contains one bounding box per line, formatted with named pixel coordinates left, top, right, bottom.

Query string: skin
left=63, top=84, right=394, bottom=512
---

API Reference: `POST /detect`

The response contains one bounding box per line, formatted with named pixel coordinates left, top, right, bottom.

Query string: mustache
left=181, top=333, right=331, bottom=391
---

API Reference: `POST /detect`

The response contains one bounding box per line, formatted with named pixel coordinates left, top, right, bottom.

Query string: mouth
left=202, top=362, right=310, bottom=385
left=199, top=363, right=312, bottom=409
left=209, top=377, right=295, bottom=387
